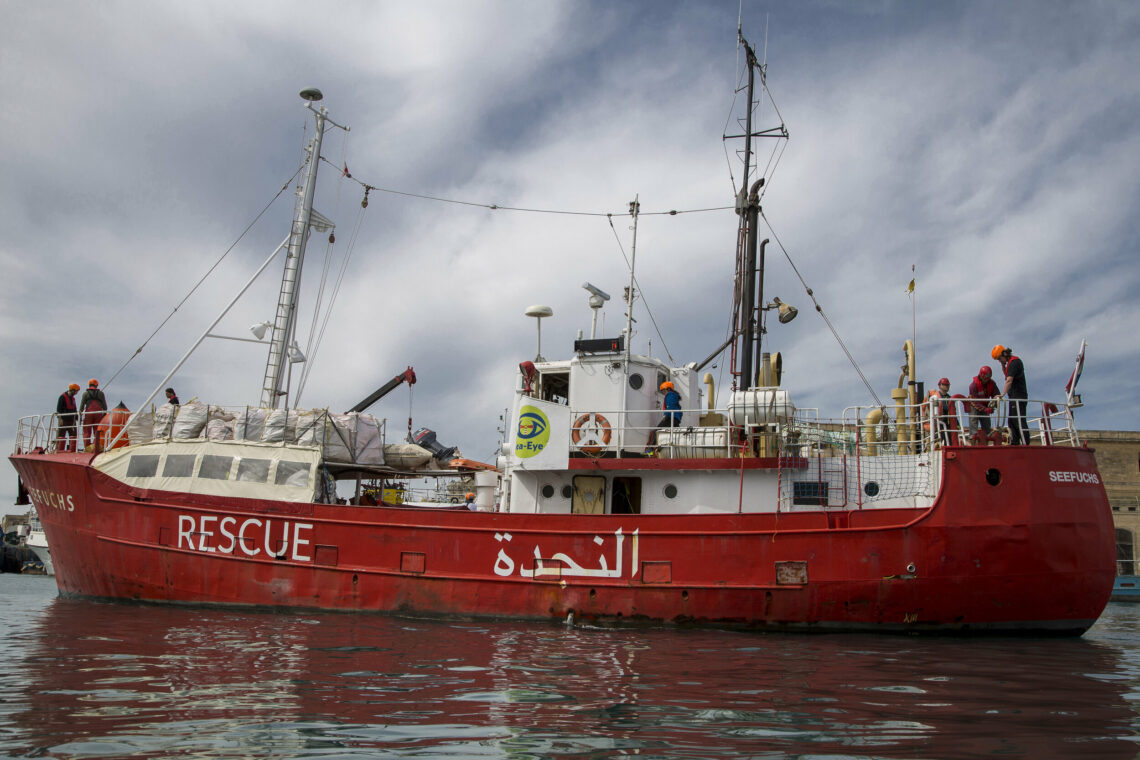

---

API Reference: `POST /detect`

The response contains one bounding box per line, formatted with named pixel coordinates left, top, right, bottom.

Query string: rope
left=103, top=165, right=305, bottom=390
left=318, top=156, right=729, bottom=218
left=759, top=209, right=884, bottom=408
left=605, top=215, right=674, bottom=365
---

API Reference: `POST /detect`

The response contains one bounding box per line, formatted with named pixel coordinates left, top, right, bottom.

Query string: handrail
left=14, top=403, right=389, bottom=456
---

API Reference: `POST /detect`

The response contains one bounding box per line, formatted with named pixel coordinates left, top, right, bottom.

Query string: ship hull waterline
left=10, top=445, right=1115, bottom=634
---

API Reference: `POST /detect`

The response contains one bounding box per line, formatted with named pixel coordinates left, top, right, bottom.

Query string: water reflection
left=1, top=590, right=1137, bottom=758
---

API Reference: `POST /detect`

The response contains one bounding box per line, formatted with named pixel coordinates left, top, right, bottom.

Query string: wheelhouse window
left=538, top=371, right=570, bottom=405
left=162, top=454, right=197, bottom=478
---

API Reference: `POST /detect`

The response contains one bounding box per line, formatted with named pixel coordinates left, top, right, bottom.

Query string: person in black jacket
left=56, top=383, right=80, bottom=452
left=993, top=345, right=1029, bottom=445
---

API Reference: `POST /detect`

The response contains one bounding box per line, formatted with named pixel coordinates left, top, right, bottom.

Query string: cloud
left=2, top=1, right=1138, bottom=503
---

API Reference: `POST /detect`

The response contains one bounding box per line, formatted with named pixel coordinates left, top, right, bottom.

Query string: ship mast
left=260, top=88, right=341, bottom=408
left=730, top=34, right=785, bottom=391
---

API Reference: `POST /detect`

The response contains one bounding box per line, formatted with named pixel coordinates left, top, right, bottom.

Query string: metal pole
left=261, top=105, right=328, bottom=407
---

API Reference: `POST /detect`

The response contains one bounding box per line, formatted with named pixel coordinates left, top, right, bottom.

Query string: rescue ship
left=9, top=43, right=1116, bottom=633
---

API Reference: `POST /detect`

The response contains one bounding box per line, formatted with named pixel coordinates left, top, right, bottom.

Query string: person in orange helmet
left=79, top=378, right=108, bottom=449
left=55, top=383, right=80, bottom=452
left=992, top=345, right=1029, bottom=445
left=647, top=380, right=683, bottom=450
left=464, top=492, right=478, bottom=511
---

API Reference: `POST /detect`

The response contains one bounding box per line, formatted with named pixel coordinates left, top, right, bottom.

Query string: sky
left=2, top=1, right=1138, bottom=500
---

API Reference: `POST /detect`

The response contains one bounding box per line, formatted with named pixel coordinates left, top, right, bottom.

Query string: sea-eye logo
left=516, top=406, right=550, bottom=458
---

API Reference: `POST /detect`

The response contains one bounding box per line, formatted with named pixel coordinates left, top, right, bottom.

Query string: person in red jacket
left=968, top=366, right=1001, bottom=436
left=79, top=378, right=107, bottom=449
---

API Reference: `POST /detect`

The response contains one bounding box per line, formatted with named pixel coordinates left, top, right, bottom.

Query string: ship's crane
left=346, top=367, right=417, bottom=413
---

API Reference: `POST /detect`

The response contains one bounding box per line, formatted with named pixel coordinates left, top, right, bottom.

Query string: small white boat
left=25, top=508, right=53, bottom=576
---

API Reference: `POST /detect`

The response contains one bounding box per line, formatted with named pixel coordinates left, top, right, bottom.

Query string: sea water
left=0, top=573, right=1136, bottom=759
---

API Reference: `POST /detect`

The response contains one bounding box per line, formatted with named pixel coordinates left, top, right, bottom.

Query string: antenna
left=525, top=305, right=553, bottom=362
left=582, top=282, right=610, bottom=339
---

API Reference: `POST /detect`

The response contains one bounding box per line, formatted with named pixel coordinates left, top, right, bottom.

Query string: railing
left=563, top=394, right=1084, bottom=463
left=843, top=396, right=1082, bottom=455
left=15, top=404, right=389, bottom=463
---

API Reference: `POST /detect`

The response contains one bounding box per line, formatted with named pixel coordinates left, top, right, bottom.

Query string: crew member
left=79, top=379, right=107, bottom=449
left=647, top=381, right=682, bottom=450
left=165, top=387, right=181, bottom=406
left=993, top=345, right=1029, bottom=445
left=464, top=492, right=478, bottom=511
left=926, top=378, right=955, bottom=446
left=968, top=366, right=1001, bottom=438
left=55, top=383, right=80, bottom=452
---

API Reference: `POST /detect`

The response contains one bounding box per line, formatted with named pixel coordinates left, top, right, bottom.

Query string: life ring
left=572, top=413, right=612, bottom=455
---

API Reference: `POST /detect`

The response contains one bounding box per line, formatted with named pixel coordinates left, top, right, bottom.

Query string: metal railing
left=15, top=404, right=389, bottom=460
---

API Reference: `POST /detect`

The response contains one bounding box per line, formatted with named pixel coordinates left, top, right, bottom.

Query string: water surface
left=1, top=574, right=1136, bottom=758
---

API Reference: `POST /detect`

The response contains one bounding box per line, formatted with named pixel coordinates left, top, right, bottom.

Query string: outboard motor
left=412, top=428, right=458, bottom=464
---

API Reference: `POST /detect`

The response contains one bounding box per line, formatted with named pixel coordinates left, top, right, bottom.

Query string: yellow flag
left=905, top=278, right=915, bottom=295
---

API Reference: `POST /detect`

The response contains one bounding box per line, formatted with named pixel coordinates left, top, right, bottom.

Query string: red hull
left=10, top=445, right=1115, bottom=634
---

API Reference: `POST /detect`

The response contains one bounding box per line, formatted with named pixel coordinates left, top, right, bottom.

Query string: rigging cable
left=605, top=214, right=675, bottom=365
left=103, top=164, right=306, bottom=390
left=319, top=156, right=730, bottom=219
left=759, top=208, right=884, bottom=408
left=297, top=129, right=355, bottom=402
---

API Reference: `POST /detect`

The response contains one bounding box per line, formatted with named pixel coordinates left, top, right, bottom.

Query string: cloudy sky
left=2, top=1, right=1137, bottom=498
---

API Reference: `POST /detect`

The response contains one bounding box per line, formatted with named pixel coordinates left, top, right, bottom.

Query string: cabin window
left=561, top=484, right=573, bottom=499
left=126, top=455, right=159, bottom=478
left=792, top=481, right=828, bottom=506
left=662, top=483, right=677, bottom=499
left=162, top=454, right=197, bottom=478
left=275, top=460, right=312, bottom=487
left=236, top=458, right=271, bottom=484
left=199, top=455, right=234, bottom=480
left=538, top=371, right=570, bottom=405
left=628, top=373, right=644, bottom=390
left=541, top=484, right=555, bottom=499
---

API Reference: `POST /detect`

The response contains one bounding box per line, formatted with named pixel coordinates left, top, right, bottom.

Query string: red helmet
left=979, top=366, right=992, bottom=379
left=938, top=377, right=950, bottom=386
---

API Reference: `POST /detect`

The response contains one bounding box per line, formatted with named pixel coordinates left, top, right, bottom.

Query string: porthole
left=663, top=483, right=678, bottom=499
left=629, top=373, right=644, bottom=390
left=561, top=485, right=573, bottom=499
left=985, top=468, right=1002, bottom=487
left=541, top=484, right=555, bottom=499
left=863, top=481, right=880, bottom=497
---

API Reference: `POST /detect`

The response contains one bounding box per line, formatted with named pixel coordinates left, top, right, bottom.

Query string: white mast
left=623, top=195, right=640, bottom=364
left=260, top=88, right=336, bottom=408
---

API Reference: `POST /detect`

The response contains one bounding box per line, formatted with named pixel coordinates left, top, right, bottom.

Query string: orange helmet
left=990, top=345, right=1006, bottom=360
left=465, top=492, right=475, bottom=500
left=88, top=378, right=99, bottom=387
left=660, top=381, right=674, bottom=391
left=68, top=383, right=80, bottom=392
